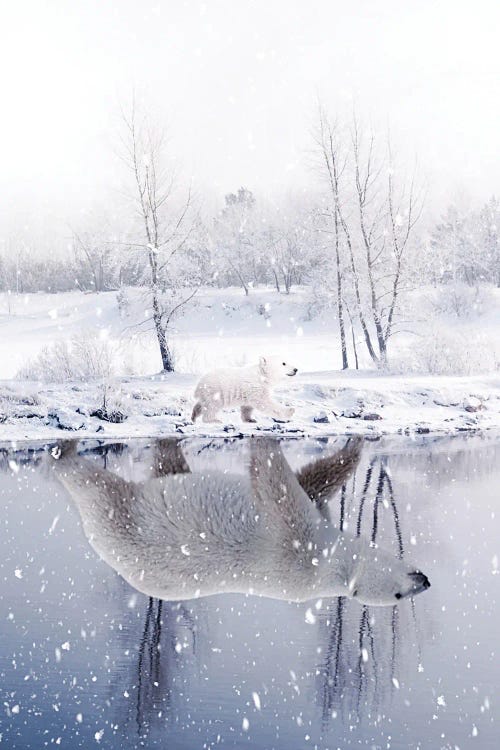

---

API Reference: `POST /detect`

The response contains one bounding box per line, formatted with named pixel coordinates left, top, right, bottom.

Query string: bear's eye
left=282, top=362, right=286, bottom=366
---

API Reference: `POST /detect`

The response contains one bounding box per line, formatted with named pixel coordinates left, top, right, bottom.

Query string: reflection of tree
left=116, top=438, right=199, bottom=739
left=83, top=441, right=126, bottom=470
left=132, top=597, right=196, bottom=738
left=357, top=457, right=403, bottom=557
left=317, top=451, right=421, bottom=726
left=0, top=446, right=43, bottom=472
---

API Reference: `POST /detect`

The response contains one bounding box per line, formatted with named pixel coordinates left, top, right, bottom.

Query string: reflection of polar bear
left=191, top=355, right=298, bottom=423
left=53, top=438, right=430, bottom=606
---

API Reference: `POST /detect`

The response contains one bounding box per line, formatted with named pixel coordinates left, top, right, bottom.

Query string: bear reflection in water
left=53, top=438, right=430, bottom=607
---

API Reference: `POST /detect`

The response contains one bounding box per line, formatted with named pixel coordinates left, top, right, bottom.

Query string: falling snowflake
left=9, top=461, right=19, bottom=475
left=305, top=608, right=316, bottom=625
left=252, top=692, right=261, bottom=710
left=49, top=516, right=60, bottom=535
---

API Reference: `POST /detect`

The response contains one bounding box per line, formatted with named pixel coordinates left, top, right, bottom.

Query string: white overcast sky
left=1, top=0, right=499, bottom=234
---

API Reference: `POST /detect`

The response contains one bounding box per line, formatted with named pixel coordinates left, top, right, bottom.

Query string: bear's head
left=340, top=536, right=431, bottom=606
left=259, top=355, right=298, bottom=381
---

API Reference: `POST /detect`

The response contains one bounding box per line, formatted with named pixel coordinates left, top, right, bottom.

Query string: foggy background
left=1, top=0, right=499, bottom=243
left=0, top=0, right=499, bottom=389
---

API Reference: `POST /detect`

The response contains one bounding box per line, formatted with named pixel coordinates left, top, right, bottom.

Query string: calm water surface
left=0, top=434, right=498, bottom=749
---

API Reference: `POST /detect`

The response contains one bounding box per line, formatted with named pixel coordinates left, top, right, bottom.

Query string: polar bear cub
left=192, top=355, right=298, bottom=423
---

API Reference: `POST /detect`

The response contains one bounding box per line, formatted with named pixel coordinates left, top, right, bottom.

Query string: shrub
left=427, top=283, right=493, bottom=319
left=16, top=331, right=124, bottom=382
left=393, top=326, right=500, bottom=375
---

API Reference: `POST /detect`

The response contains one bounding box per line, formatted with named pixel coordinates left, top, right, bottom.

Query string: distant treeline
left=0, top=194, right=498, bottom=296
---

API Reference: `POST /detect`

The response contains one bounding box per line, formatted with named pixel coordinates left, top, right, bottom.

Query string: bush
left=393, top=326, right=500, bottom=375
left=16, top=331, right=125, bottom=382
left=428, top=283, right=493, bottom=319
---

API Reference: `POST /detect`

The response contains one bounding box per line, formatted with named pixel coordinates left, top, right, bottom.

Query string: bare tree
left=478, top=196, right=500, bottom=287
left=351, top=119, right=423, bottom=362
left=313, top=112, right=349, bottom=368
left=71, top=210, right=120, bottom=292
left=383, top=143, right=423, bottom=352
left=428, top=198, right=500, bottom=289
left=263, top=196, right=316, bottom=294
left=119, top=100, right=197, bottom=372
left=351, top=117, right=386, bottom=360
left=314, top=109, right=380, bottom=368
left=313, top=106, right=424, bottom=366
left=213, top=187, right=260, bottom=295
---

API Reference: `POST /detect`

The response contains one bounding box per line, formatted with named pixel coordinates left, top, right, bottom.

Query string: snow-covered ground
left=0, top=287, right=346, bottom=378
left=0, top=287, right=499, bottom=440
left=1, top=369, right=499, bottom=441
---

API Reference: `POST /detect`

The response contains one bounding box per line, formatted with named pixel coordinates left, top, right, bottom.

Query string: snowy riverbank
left=1, top=287, right=499, bottom=441
left=1, top=370, right=499, bottom=442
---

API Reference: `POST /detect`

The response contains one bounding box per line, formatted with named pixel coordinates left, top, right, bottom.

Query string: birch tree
left=314, top=109, right=383, bottom=368
left=313, top=106, right=424, bottom=366
left=351, top=119, right=423, bottom=362
left=120, top=101, right=197, bottom=372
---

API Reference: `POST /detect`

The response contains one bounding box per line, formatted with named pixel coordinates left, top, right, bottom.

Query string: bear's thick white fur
left=53, top=439, right=430, bottom=606
left=192, top=355, right=298, bottom=423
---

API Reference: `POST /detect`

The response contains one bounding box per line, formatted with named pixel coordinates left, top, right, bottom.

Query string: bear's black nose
left=293, top=368, right=298, bottom=374
left=409, top=570, right=431, bottom=589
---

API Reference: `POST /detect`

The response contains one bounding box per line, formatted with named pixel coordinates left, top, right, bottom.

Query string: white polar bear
left=191, top=355, right=298, bottom=423
left=52, top=438, right=430, bottom=607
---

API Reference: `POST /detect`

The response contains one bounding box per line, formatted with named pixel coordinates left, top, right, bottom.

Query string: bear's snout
left=394, top=570, right=431, bottom=600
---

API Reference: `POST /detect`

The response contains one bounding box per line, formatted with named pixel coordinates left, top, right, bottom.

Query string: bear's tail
left=191, top=401, right=202, bottom=422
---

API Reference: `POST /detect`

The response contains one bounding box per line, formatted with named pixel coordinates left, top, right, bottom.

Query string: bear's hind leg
left=241, top=405, right=257, bottom=423
left=191, top=401, right=202, bottom=421
left=201, top=405, right=222, bottom=423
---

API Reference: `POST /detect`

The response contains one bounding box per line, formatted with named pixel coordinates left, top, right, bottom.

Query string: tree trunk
left=150, top=248, right=175, bottom=372
left=355, top=171, right=385, bottom=363
left=338, top=210, right=378, bottom=363
left=351, top=323, right=359, bottom=370
left=336, top=273, right=348, bottom=369
left=377, top=335, right=387, bottom=366
left=231, top=263, right=249, bottom=295
left=374, top=317, right=386, bottom=363
left=153, top=299, right=174, bottom=372
left=383, top=261, right=403, bottom=358
left=334, top=212, right=349, bottom=369
left=271, top=268, right=280, bottom=292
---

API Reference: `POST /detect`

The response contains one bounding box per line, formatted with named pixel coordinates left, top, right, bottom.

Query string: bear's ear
left=259, top=356, right=267, bottom=370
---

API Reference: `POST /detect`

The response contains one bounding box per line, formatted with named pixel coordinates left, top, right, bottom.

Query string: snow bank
left=1, top=371, right=499, bottom=441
